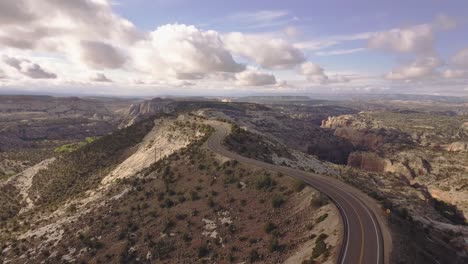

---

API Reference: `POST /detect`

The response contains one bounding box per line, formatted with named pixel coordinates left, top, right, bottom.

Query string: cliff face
left=323, top=112, right=468, bottom=219
left=120, top=98, right=176, bottom=127
left=322, top=114, right=413, bottom=151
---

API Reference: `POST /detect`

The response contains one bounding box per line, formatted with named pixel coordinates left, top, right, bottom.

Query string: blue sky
left=0, top=0, right=467, bottom=96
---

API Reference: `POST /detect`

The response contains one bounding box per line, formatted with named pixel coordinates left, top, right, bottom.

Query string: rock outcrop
left=321, top=114, right=413, bottom=151
left=120, top=98, right=176, bottom=127
left=445, top=141, right=468, bottom=152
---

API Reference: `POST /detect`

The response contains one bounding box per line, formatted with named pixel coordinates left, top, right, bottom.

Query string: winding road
left=205, top=121, right=392, bottom=264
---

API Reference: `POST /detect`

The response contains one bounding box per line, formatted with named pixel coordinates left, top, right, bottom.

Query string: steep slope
left=0, top=114, right=339, bottom=264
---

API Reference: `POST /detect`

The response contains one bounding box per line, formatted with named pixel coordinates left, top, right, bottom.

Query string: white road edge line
left=335, top=199, right=351, bottom=264
left=355, top=196, right=381, bottom=264
left=333, top=183, right=381, bottom=264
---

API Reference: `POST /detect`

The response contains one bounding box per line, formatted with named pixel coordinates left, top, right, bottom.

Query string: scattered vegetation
left=31, top=117, right=156, bottom=205
left=271, top=194, right=285, bottom=208
left=312, top=233, right=329, bottom=259
left=54, top=137, right=99, bottom=153
left=293, top=179, right=306, bottom=192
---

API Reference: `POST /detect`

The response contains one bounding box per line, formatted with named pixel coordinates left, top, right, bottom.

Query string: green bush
left=316, top=213, right=328, bottom=223
left=255, top=175, right=276, bottom=191
left=264, top=222, right=277, bottom=234
left=271, top=195, right=285, bottom=208
left=268, top=239, right=280, bottom=252
left=293, top=180, right=306, bottom=192
left=312, top=233, right=328, bottom=259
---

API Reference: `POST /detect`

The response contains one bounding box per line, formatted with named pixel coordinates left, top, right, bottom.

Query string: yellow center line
left=210, top=123, right=369, bottom=263
left=355, top=203, right=366, bottom=264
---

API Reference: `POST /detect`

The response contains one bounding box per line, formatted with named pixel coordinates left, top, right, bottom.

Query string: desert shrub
left=255, top=175, right=275, bottom=191
left=311, top=233, right=328, bottom=259
left=249, top=249, right=260, bottom=262
left=268, top=239, right=280, bottom=252
left=310, top=193, right=328, bottom=208
left=264, top=222, right=277, bottom=234
left=293, top=180, right=306, bottom=192
left=198, top=244, right=210, bottom=257
left=271, top=195, right=285, bottom=208
left=190, top=191, right=200, bottom=201
left=78, top=232, right=104, bottom=250
left=152, top=240, right=175, bottom=259
left=223, top=174, right=238, bottom=184
left=316, top=213, right=328, bottom=223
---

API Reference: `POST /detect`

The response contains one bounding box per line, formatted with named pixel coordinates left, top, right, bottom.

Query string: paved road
left=205, top=122, right=391, bottom=264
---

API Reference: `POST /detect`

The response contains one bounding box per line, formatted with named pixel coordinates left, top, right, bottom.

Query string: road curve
left=205, top=121, right=391, bottom=264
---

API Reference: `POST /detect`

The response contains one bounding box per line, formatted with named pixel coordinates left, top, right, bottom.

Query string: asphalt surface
left=205, top=122, right=389, bottom=264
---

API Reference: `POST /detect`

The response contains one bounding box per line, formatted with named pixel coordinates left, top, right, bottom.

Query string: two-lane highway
left=205, top=121, right=391, bottom=264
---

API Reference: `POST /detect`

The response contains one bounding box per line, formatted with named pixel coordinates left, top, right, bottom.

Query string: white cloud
left=283, top=26, right=301, bottom=38
left=235, top=68, right=277, bottom=86
left=0, top=0, right=142, bottom=69
left=433, top=14, right=457, bottom=31
left=223, top=32, right=305, bottom=69
left=0, top=1, right=37, bottom=25
left=229, top=10, right=289, bottom=23
left=227, top=10, right=296, bottom=28
left=0, top=68, right=6, bottom=79
left=441, top=47, right=468, bottom=79
left=3, top=55, right=57, bottom=79
left=384, top=56, right=442, bottom=80
left=297, top=62, right=349, bottom=84
left=368, top=15, right=456, bottom=56
left=442, top=69, right=468, bottom=79
left=298, top=62, right=328, bottom=84
left=450, top=47, right=468, bottom=69
left=293, top=40, right=338, bottom=51
left=79, top=40, right=127, bottom=69
left=91, top=73, right=112, bottom=82
left=368, top=24, right=434, bottom=54
left=316, top=48, right=365, bottom=56
left=133, top=24, right=245, bottom=80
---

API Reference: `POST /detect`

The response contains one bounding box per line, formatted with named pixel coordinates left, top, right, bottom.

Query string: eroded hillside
left=0, top=114, right=340, bottom=264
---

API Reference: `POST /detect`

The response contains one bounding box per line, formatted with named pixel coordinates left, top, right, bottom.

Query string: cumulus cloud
left=368, top=24, right=434, bottom=54
left=368, top=15, right=457, bottom=55
left=0, top=68, right=6, bottom=79
left=235, top=68, right=277, bottom=86
left=0, top=1, right=36, bottom=25
left=298, top=62, right=350, bottom=84
left=442, top=69, right=468, bottom=79
left=0, top=0, right=141, bottom=68
left=133, top=24, right=245, bottom=80
left=442, top=47, right=468, bottom=79
left=80, top=40, right=127, bottom=69
left=91, top=73, right=112, bottom=82
left=450, top=48, right=468, bottom=69
left=3, top=56, right=57, bottom=79
left=298, top=62, right=328, bottom=83
left=384, top=56, right=442, bottom=80
left=223, top=32, right=306, bottom=69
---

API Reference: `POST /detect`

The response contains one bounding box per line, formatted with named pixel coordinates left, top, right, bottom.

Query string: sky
left=0, top=0, right=467, bottom=97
